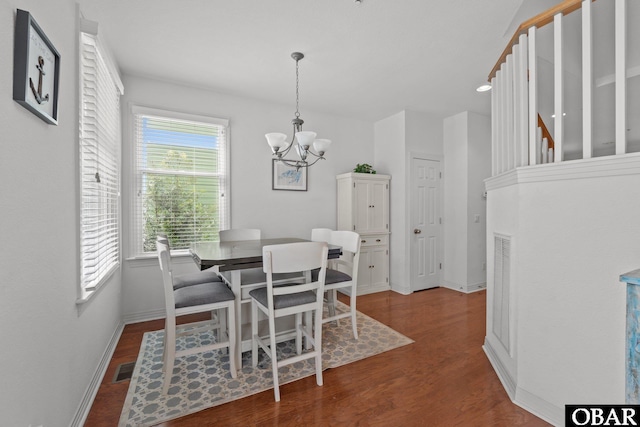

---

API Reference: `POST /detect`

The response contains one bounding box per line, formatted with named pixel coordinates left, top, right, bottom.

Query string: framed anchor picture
left=13, top=9, right=60, bottom=125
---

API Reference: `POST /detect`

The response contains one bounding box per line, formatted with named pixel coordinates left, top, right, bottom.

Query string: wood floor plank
left=85, top=289, right=549, bottom=426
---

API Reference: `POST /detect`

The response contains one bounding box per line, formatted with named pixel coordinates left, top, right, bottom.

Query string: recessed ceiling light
left=476, top=84, right=492, bottom=92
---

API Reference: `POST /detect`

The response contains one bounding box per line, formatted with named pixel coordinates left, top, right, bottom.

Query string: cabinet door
left=354, top=181, right=371, bottom=232
left=357, top=247, right=372, bottom=292
left=369, top=181, right=388, bottom=232
left=369, top=246, right=389, bottom=289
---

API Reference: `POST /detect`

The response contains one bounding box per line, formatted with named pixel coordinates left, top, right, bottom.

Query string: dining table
left=190, top=237, right=341, bottom=368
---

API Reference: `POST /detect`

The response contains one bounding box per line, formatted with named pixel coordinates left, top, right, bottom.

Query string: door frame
left=407, top=152, right=444, bottom=292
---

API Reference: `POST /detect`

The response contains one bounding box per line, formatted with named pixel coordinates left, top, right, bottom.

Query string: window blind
left=132, top=108, right=229, bottom=255
left=79, top=32, right=122, bottom=294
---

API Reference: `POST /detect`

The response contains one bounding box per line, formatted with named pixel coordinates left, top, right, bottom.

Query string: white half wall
left=0, top=2, right=123, bottom=426
left=485, top=156, right=640, bottom=425
left=120, top=75, right=374, bottom=319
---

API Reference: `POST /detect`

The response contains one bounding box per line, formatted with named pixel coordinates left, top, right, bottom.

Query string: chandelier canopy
left=266, top=52, right=331, bottom=169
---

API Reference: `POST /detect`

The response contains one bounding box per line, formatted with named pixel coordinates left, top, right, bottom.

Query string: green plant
left=353, top=163, right=376, bottom=174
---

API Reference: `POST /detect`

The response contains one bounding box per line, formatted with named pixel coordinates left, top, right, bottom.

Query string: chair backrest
left=219, top=229, right=261, bottom=242
left=329, top=230, right=360, bottom=255
left=262, top=242, right=328, bottom=308
left=157, top=233, right=170, bottom=248
left=156, top=239, right=177, bottom=317
left=329, top=230, right=361, bottom=282
left=311, top=228, right=333, bottom=243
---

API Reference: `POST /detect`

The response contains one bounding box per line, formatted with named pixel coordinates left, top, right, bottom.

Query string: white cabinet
left=336, top=173, right=390, bottom=295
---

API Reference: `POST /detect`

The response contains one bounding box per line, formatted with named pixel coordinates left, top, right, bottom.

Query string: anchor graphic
left=29, top=56, right=50, bottom=105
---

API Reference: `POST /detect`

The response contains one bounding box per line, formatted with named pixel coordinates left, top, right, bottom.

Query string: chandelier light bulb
left=295, top=131, right=317, bottom=149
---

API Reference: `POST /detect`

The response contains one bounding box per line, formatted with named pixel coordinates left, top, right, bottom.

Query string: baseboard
left=515, top=386, right=563, bottom=426
left=123, top=308, right=166, bottom=325
left=484, top=338, right=562, bottom=426
left=467, top=282, right=486, bottom=293
left=70, top=320, right=124, bottom=427
left=442, top=280, right=486, bottom=294
left=482, top=338, right=516, bottom=399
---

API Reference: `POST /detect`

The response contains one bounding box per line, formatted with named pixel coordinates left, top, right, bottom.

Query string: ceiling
left=76, top=0, right=528, bottom=122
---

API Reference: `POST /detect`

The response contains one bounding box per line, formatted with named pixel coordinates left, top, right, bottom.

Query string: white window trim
left=77, top=18, right=124, bottom=304
left=128, top=105, right=231, bottom=259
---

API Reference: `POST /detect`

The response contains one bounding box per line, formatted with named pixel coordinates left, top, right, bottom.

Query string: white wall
left=485, top=158, right=640, bottom=425
left=120, top=75, right=373, bottom=319
left=374, top=111, right=405, bottom=290
left=467, top=113, right=491, bottom=287
left=0, top=2, right=123, bottom=426
left=443, top=111, right=491, bottom=292
left=444, top=113, right=469, bottom=290
left=374, top=110, right=443, bottom=294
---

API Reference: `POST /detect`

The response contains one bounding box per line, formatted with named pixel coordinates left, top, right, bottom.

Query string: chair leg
left=219, top=308, right=227, bottom=340
left=327, top=289, right=338, bottom=324
left=295, top=312, right=302, bottom=355
left=162, top=318, right=177, bottom=395
left=304, top=311, right=312, bottom=350
left=227, top=304, right=237, bottom=378
left=350, top=295, right=358, bottom=340
left=313, top=307, right=323, bottom=387
left=268, top=315, right=281, bottom=402
left=251, top=300, right=259, bottom=368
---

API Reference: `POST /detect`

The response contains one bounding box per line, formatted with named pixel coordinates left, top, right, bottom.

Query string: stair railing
left=489, top=0, right=633, bottom=176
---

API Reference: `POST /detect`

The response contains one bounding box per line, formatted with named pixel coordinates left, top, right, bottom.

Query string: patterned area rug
left=118, top=302, right=413, bottom=427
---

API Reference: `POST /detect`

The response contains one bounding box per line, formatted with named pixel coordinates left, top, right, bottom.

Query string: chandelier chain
left=295, top=58, right=300, bottom=119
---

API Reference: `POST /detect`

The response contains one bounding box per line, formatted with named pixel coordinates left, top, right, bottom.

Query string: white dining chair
left=311, top=229, right=361, bottom=339
left=249, top=241, right=328, bottom=402
left=156, top=239, right=237, bottom=394
left=157, top=233, right=222, bottom=288
left=219, top=228, right=302, bottom=293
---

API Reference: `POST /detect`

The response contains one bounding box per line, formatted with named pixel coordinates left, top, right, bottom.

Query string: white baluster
left=528, top=26, right=538, bottom=166
left=537, top=127, right=543, bottom=165
left=582, top=0, right=593, bottom=159
left=615, top=0, right=627, bottom=155
left=517, top=34, right=529, bottom=167
left=554, top=13, right=564, bottom=163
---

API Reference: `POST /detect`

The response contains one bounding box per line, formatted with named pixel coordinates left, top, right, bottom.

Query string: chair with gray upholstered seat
left=156, top=233, right=223, bottom=289
left=249, top=241, right=328, bottom=402
left=217, top=228, right=301, bottom=290
left=156, top=239, right=237, bottom=394
left=311, top=229, right=361, bottom=339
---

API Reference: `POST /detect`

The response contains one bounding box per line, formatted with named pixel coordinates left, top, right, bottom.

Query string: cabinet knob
left=376, top=239, right=381, bottom=242
left=414, top=229, right=422, bottom=234
left=361, top=240, right=367, bottom=243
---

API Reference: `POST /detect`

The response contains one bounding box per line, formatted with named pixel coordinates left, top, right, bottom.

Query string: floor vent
left=113, top=361, right=136, bottom=383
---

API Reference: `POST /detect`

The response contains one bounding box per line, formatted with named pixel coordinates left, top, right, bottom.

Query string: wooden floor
left=86, top=288, right=549, bottom=426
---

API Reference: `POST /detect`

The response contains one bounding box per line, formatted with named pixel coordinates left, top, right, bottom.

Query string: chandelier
left=265, top=52, right=331, bottom=169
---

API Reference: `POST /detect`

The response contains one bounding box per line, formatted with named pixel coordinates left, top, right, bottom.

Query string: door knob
left=414, top=229, right=422, bottom=234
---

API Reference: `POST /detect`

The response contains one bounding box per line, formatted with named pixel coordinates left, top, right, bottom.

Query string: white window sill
left=126, top=251, right=194, bottom=268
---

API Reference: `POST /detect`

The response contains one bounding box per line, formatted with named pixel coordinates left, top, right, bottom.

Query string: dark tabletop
left=190, top=238, right=341, bottom=271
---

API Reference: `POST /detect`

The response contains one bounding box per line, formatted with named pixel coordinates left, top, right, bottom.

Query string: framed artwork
left=13, top=9, right=60, bottom=125
left=272, top=160, right=308, bottom=191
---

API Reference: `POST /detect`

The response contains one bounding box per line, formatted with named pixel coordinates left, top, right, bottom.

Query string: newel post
left=621, top=269, right=640, bottom=403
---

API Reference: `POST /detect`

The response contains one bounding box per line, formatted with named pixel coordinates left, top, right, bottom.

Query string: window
left=79, top=28, right=123, bottom=298
left=132, top=107, right=229, bottom=256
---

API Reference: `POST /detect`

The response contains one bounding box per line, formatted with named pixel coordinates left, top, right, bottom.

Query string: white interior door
left=410, top=157, right=441, bottom=291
